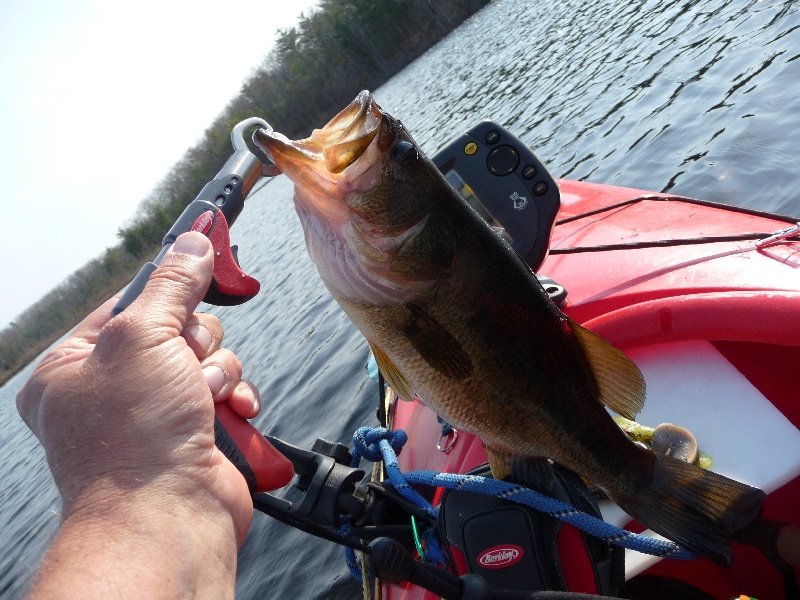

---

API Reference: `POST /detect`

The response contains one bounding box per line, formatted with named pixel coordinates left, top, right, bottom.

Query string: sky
left=0, top=0, right=319, bottom=329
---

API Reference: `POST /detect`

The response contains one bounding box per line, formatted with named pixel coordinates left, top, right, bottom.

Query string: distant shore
left=0, top=0, right=491, bottom=387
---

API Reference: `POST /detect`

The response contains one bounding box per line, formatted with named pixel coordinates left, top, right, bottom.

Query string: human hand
left=17, top=232, right=261, bottom=546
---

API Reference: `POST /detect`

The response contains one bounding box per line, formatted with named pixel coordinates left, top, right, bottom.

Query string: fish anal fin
left=485, top=445, right=514, bottom=482
left=568, top=318, right=645, bottom=420
left=369, top=343, right=414, bottom=400
left=484, top=445, right=555, bottom=494
left=403, top=304, right=473, bottom=380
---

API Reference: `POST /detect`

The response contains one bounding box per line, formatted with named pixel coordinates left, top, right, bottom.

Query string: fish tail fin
left=623, top=454, right=765, bottom=566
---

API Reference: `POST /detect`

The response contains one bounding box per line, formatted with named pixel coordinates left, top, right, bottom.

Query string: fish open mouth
left=254, top=91, right=438, bottom=304
left=254, top=90, right=385, bottom=181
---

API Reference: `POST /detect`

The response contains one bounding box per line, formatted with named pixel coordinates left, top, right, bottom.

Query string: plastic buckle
left=253, top=436, right=366, bottom=528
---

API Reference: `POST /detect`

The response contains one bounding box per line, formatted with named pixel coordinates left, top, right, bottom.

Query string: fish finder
left=431, top=121, right=561, bottom=272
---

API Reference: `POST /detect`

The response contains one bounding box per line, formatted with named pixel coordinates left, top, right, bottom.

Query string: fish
left=254, top=91, right=764, bottom=565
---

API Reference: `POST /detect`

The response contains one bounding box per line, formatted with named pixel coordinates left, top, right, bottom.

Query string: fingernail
left=170, top=232, right=208, bottom=257
left=202, top=365, right=227, bottom=396
left=240, top=386, right=260, bottom=412
left=185, top=324, right=213, bottom=353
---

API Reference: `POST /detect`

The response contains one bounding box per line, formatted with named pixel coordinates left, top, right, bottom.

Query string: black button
left=522, top=165, right=537, bottom=179
left=486, top=145, right=519, bottom=176
left=485, top=130, right=500, bottom=145
left=533, top=182, right=547, bottom=196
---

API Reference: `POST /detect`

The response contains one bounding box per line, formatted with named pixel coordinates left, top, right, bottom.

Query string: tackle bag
left=438, top=461, right=625, bottom=596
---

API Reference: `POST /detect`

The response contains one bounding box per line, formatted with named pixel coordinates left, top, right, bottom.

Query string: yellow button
left=464, top=142, right=478, bottom=155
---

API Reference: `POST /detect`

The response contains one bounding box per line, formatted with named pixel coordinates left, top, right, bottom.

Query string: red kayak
left=382, top=179, right=800, bottom=600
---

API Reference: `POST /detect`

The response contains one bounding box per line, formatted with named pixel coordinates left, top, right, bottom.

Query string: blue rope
left=351, top=426, right=699, bottom=561
left=351, top=426, right=407, bottom=464
left=403, top=471, right=697, bottom=560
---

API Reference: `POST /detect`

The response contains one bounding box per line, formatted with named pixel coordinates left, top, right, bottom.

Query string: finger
left=226, top=379, right=261, bottom=419
left=182, top=313, right=223, bottom=360
left=201, top=348, right=243, bottom=402
left=124, top=232, right=214, bottom=344
left=16, top=295, right=123, bottom=430
left=31, top=295, right=119, bottom=374
left=70, top=296, right=119, bottom=343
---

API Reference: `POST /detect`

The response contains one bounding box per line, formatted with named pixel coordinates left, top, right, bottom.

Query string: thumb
left=126, top=232, right=214, bottom=338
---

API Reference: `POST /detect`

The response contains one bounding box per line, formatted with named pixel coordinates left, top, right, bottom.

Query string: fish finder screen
left=443, top=169, right=500, bottom=226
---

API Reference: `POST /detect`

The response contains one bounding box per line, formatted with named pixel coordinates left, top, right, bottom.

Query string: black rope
left=551, top=194, right=800, bottom=254
left=376, top=370, right=387, bottom=428
left=555, top=195, right=660, bottom=225
left=555, top=194, right=800, bottom=226
left=548, top=232, right=798, bottom=254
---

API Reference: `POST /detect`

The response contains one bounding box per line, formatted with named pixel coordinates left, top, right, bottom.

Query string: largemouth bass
left=255, top=91, right=764, bottom=565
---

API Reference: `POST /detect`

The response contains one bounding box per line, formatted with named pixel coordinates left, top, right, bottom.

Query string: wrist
left=29, top=484, right=238, bottom=600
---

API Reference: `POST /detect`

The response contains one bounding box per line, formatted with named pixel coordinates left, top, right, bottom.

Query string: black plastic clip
left=253, top=436, right=366, bottom=528
left=367, top=537, right=490, bottom=600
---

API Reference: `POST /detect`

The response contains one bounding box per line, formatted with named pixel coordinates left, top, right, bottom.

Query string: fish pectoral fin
left=568, top=318, right=646, bottom=420
left=404, top=304, right=473, bottom=380
left=369, top=343, right=414, bottom=400
left=484, top=445, right=555, bottom=492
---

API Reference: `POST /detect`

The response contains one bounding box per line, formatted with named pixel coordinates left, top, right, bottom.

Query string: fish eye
left=392, top=140, right=419, bottom=167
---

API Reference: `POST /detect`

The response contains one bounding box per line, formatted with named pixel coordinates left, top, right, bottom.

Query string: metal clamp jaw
left=169, top=117, right=276, bottom=306
left=232, top=117, right=281, bottom=178
left=113, top=117, right=281, bottom=314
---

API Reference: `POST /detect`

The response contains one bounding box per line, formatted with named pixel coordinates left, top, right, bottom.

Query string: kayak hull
left=380, top=179, right=800, bottom=599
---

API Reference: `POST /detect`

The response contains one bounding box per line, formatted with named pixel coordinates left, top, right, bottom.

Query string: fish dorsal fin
left=369, top=343, right=414, bottom=400
left=404, top=304, right=473, bottom=380
left=568, top=318, right=646, bottom=420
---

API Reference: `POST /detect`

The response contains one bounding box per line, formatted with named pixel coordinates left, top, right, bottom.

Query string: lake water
left=1, top=0, right=798, bottom=597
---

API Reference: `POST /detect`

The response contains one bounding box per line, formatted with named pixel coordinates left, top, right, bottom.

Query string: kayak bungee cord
left=555, top=194, right=800, bottom=227
left=549, top=232, right=793, bottom=253
left=550, top=194, right=800, bottom=253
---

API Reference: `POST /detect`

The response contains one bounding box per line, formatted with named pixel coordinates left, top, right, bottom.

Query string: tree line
left=0, top=0, right=491, bottom=385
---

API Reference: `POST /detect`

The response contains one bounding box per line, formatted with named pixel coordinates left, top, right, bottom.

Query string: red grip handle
left=214, top=403, right=295, bottom=493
